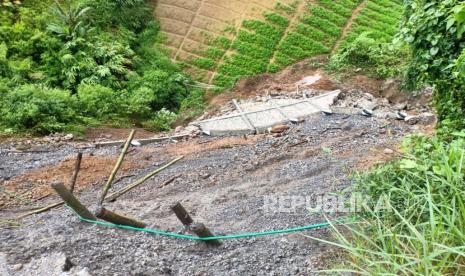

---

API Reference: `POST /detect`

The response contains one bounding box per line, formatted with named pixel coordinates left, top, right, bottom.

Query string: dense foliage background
left=0, top=0, right=203, bottom=134
left=401, top=0, right=465, bottom=134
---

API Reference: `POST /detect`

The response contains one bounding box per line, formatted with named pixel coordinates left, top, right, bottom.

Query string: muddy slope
left=0, top=112, right=413, bottom=275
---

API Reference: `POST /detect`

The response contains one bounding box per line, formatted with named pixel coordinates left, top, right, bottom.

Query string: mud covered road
left=0, top=110, right=421, bottom=275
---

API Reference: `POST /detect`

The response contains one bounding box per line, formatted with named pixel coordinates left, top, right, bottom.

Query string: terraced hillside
left=153, top=0, right=403, bottom=88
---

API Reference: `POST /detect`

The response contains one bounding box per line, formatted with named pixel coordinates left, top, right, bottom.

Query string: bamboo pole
left=104, top=156, right=184, bottom=202
left=191, top=223, right=222, bottom=246
left=69, top=152, right=83, bottom=193
left=95, top=206, right=147, bottom=228
left=51, top=183, right=96, bottom=220
left=171, top=202, right=193, bottom=226
left=99, top=130, right=136, bottom=204
left=16, top=201, right=64, bottom=220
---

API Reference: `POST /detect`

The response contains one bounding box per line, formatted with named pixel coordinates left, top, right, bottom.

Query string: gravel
left=0, top=113, right=413, bottom=275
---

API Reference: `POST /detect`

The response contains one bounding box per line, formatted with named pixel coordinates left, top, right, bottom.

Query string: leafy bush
left=329, top=32, right=409, bottom=78
left=400, top=0, right=465, bottom=133
left=127, top=70, right=189, bottom=112
left=143, top=108, right=177, bottom=132
left=0, top=85, right=79, bottom=134
left=77, top=84, right=121, bottom=119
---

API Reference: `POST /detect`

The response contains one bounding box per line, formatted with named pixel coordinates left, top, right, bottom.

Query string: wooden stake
left=171, top=202, right=193, bottom=226
left=104, top=156, right=184, bottom=202
left=95, top=207, right=147, bottom=228
left=191, top=223, right=222, bottom=246
left=99, top=130, right=136, bottom=204
left=69, top=152, right=83, bottom=193
left=51, top=183, right=96, bottom=220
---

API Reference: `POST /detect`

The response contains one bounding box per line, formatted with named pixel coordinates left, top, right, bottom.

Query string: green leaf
left=447, top=17, right=456, bottom=30
left=400, top=159, right=418, bottom=169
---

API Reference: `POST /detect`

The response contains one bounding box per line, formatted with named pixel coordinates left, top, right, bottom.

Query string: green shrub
left=143, top=108, right=177, bottom=131
left=316, top=0, right=352, bottom=18
left=329, top=32, right=408, bottom=78
left=177, top=88, right=205, bottom=123
left=77, top=84, right=121, bottom=119
left=0, top=85, right=79, bottom=134
left=263, top=12, right=290, bottom=28
left=400, top=0, right=465, bottom=133
left=308, top=5, right=347, bottom=27
left=127, top=69, right=189, bottom=112
left=300, top=14, right=341, bottom=37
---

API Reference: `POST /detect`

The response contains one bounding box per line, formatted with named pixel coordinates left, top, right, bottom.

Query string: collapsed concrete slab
left=195, top=90, right=341, bottom=136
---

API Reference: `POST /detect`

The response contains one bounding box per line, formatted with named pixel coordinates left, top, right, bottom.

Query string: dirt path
left=331, top=0, right=367, bottom=53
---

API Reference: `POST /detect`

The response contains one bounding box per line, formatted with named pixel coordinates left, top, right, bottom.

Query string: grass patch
left=311, top=135, right=465, bottom=274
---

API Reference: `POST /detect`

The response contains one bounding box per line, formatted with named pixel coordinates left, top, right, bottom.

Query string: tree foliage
left=400, top=0, right=465, bottom=133
left=0, top=0, right=202, bottom=134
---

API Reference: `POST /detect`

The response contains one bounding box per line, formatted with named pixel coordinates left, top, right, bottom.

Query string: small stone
left=201, top=173, right=211, bottom=179
left=12, top=264, right=23, bottom=271
left=383, top=148, right=394, bottom=154
left=271, top=124, right=290, bottom=133
left=131, top=140, right=142, bottom=147
left=405, top=116, right=420, bottom=125
left=63, top=134, right=74, bottom=141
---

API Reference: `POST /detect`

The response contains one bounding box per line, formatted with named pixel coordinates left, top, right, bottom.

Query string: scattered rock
left=184, top=125, right=201, bottom=136
left=63, top=134, right=74, bottom=141
left=405, top=115, right=420, bottom=125
left=405, top=113, right=435, bottom=125
left=12, top=264, right=23, bottom=271
left=200, top=173, right=211, bottom=179
left=383, top=148, right=394, bottom=155
left=270, top=124, right=290, bottom=133
left=394, top=102, right=407, bottom=111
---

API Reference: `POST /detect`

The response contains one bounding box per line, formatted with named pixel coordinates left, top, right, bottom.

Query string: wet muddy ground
left=0, top=112, right=416, bottom=275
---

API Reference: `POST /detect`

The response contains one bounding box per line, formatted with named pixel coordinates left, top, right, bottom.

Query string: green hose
left=67, top=205, right=355, bottom=241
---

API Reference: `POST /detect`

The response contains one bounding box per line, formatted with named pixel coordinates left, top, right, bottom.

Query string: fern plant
left=47, top=0, right=92, bottom=41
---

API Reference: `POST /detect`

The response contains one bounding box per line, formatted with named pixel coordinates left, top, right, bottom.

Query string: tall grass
left=308, top=136, right=465, bottom=275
